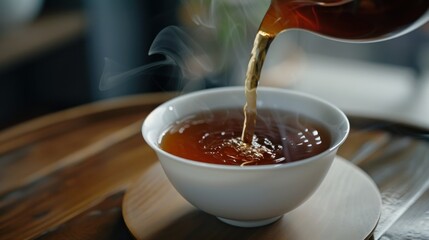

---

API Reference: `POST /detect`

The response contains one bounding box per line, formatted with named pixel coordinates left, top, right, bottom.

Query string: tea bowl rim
left=142, top=86, right=350, bottom=171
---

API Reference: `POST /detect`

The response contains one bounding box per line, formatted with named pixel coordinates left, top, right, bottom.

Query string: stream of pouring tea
left=240, top=0, right=346, bottom=144
left=241, top=31, right=274, bottom=144
left=240, top=0, right=366, bottom=144
left=240, top=0, right=429, bottom=144
left=240, top=0, right=347, bottom=144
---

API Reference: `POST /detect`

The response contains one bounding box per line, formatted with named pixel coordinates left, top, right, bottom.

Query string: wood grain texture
left=0, top=93, right=174, bottom=240
left=0, top=93, right=428, bottom=240
left=338, top=118, right=429, bottom=239
left=379, top=188, right=429, bottom=240
left=37, top=192, right=134, bottom=240
left=122, top=157, right=381, bottom=240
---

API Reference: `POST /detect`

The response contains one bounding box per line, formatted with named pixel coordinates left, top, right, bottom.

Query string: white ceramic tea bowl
left=142, top=86, right=349, bottom=227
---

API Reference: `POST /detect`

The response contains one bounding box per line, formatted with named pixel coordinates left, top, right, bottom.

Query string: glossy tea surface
left=160, top=108, right=331, bottom=166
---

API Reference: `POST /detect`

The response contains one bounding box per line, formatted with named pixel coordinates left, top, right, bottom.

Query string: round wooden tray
left=123, top=157, right=381, bottom=240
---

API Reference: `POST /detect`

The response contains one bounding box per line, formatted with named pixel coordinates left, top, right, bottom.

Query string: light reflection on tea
left=160, top=108, right=331, bottom=166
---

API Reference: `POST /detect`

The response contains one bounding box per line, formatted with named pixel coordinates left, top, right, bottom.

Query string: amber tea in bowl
left=142, top=87, right=349, bottom=227
left=160, top=107, right=331, bottom=166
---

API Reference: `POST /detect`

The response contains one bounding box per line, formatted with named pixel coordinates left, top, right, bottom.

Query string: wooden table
left=0, top=92, right=428, bottom=240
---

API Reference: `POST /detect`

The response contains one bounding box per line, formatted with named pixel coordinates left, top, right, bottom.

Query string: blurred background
left=1, top=0, right=428, bottom=130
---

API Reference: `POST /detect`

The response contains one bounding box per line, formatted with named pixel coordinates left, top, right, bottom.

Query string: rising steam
left=99, top=0, right=270, bottom=92
left=99, top=26, right=213, bottom=91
